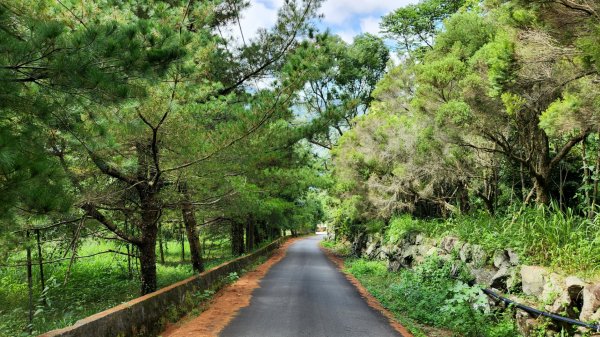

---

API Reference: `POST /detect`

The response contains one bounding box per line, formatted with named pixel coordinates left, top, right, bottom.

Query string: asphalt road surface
left=220, top=235, right=403, bottom=337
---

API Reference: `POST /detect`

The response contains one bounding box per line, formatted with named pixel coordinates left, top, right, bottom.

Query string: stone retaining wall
left=359, top=233, right=600, bottom=336
left=38, top=237, right=286, bottom=337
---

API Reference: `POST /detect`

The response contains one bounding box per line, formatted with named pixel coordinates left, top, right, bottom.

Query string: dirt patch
left=320, top=247, right=414, bottom=337
left=161, top=238, right=301, bottom=337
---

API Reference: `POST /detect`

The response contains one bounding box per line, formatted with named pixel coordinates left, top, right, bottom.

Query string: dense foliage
left=2, top=0, right=599, bottom=335
left=346, top=257, right=519, bottom=337
left=329, top=0, right=600, bottom=253
left=0, top=0, right=392, bottom=335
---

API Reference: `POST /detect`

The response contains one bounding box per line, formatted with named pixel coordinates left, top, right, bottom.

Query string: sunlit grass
left=386, top=204, right=600, bottom=277
left=0, top=237, right=233, bottom=336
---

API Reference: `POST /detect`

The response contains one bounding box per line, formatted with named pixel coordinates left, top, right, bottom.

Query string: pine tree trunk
left=126, top=242, right=132, bottom=279
left=138, top=191, right=160, bottom=295
left=246, top=217, right=255, bottom=252
left=458, top=181, right=470, bottom=213
left=520, top=162, right=526, bottom=202
left=231, top=222, right=245, bottom=256
left=179, top=221, right=185, bottom=262
left=181, top=187, right=204, bottom=273
left=138, top=239, right=157, bottom=295
left=254, top=222, right=263, bottom=246
left=532, top=133, right=552, bottom=205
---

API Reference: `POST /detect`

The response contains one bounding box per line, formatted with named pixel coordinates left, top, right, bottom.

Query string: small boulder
left=425, top=247, right=443, bottom=257
left=416, top=244, right=433, bottom=257
left=364, top=239, right=381, bottom=259
left=491, top=265, right=512, bottom=291
left=516, top=310, right=539, bottom=336
left=542, top=273, right=567, bottom=313
left=459, top=243, right=472, bottom=263
left=580, top=283, right=600, bottom=321
left=521, top=266, right=548, bottom=297
left=381, top=245, right=400, bottom=258
left=387, top=259, right=402, bottom=272
left=471, top=267, right=497, bottom=286
left=441, top=236, right=461, bottom=253
left=471, top=245, right=488, bottom=267
left=507, top=249, right=520, bottom=266
left=493, top=250, right=510, bottom=268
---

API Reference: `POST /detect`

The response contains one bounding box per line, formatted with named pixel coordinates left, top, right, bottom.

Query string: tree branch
left=82, top=203, right=142, bottom=245
left=550, top=128, right=590, bottom=168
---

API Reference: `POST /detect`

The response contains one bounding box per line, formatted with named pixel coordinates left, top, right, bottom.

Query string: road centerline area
left=219, top=235, right=402, bottom=337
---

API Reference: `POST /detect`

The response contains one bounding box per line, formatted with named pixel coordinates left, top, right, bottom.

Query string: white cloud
left=319, top=0, right=416, bottom=25
left=226, top=0, right=420, bottom=43
left=389, top=52, right=401, bottom=66
left=359, top=16, right=381, bottom=35
left=237, top=1, right=279, bottom=41
left=337, top=29, right=359, bottom=43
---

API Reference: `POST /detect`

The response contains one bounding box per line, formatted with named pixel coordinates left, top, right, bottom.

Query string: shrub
left=320, top=239, right=351, bottom=256
left=384, top=204, right=600, bottom=277
left=347, top=256, right=521, bottom=337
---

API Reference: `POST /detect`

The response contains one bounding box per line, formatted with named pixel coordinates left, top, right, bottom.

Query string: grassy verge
left=0, top=237, right=265, bottom=337
left=386, top=205, right=600, bottom=278
left=322, top=241, right=520, bottom=337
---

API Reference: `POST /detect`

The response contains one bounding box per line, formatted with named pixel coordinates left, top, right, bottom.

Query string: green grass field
left=0, top=238, right=233, bottom=337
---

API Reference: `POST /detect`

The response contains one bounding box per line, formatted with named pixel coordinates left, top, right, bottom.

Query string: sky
left=232, top=0, right=420, bottom=43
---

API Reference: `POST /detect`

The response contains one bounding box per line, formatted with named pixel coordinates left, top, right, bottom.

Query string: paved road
left=220, top=235, right=402, bottom=337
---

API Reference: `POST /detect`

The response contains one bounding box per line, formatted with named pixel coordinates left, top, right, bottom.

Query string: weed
left=346, top=256, right=521, bottom=337
left=320, top=240, right=351, bottom=256
left=226, top=272, right=239, bottom=282
left=385, top=205, right=600, bottom=277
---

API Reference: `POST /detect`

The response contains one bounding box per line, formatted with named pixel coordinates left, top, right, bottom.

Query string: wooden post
left=26, top=230, right=33, bottom=334
left=158, top=222, right=165, bottom=264
left=180, top=221, right=185, bottom=262
left=35, top=229, right=46, bottom=305
left=125, top=218, right=132, bottom=279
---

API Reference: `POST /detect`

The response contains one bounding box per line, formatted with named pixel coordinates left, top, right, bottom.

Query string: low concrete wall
left=38, top=237, right=287, bottom=337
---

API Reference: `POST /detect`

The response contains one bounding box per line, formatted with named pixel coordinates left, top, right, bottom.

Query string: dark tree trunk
left=138, top=239, right=157, bottom=295
left=137, top=187, right=161, bottom=295
left=254, top=222, right=263, bottom=246
left=231, top=222, right=245, bottom=256
left=483, top=197, right=495, bottom=215
left=583, top=139, right=591, bottom=211
left=181, top=183, right=204, bottom=273
left=457, top=182, right=470, bottom=213
left=158, top=223, right=165, bottom=264
left=179, top=221, right=185, bottom=262
left=125, top=218, right=133, bottom=279
left=272, top=226, right=281, bottom=239
left=35, top=229, right=46, bottom=305
left=592, top=143, right=600, bottom=217
left=26, top=230, right=33, bottom=333
left=246, top=216, right=255, bottom=252
left=532, top=163, right=551, bottom=205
